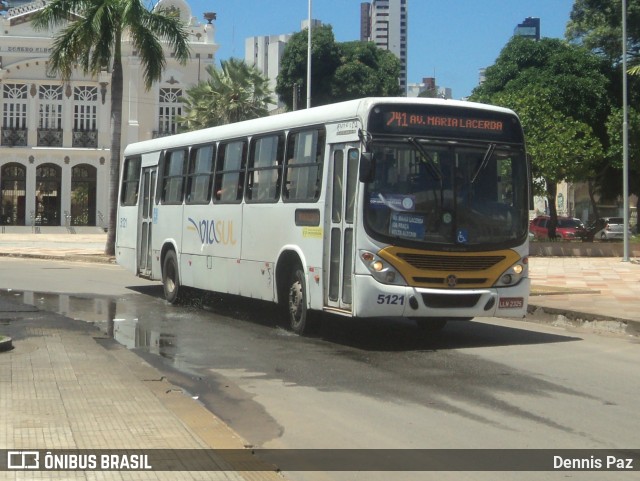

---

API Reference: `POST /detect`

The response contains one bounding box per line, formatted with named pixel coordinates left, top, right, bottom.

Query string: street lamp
left=307, top=0, right=312, bottom=109
left=622, top=0, right=630, bottom=261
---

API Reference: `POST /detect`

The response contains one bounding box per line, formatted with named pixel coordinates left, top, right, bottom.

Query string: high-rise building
left=245, top=20, right=321, bottom=112
left=514, top=17, right=540, bottom=41
left=360, top=0, right=408, bottom=93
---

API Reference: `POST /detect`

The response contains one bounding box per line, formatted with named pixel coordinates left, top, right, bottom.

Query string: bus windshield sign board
left=368, top=104, right=524, bottom=143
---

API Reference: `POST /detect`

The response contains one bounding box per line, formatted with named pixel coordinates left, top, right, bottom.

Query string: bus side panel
left=115, top=205, right=139, bottom=274
left=180, top=204, right=243, bottom=293
left=242, top=203, right=325, bottom=309
left=153, top=204, right=185, bottom=281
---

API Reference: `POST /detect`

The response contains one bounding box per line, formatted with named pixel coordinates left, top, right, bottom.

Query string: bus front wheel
left=288, top=266, right=308, bottom=335
left=162, top=250, right=184, bottom=304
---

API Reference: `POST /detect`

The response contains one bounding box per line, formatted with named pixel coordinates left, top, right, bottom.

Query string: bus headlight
left=360, top=250, right=406, bottom=286
left=496, top=257, right=528, bottom=287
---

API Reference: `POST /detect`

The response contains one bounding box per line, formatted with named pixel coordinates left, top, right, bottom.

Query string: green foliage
left=179, top=59, right=273, bottom=130
left=32, top=0, right=190, bottom=89
left=566, top=0, right=640, bottom=65
left=276, top=25, right=401, bottom=110
left=491, top=89, right=603, bottom=190
left=276, top=25, right=341, bottom=109
left=472, top=37, right=610, bottom=129
left=331, top=42, right=402, bottom=102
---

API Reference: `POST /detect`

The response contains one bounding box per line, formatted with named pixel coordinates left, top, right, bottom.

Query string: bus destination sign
left=385, top=111, right=505, bottom=133
left=368, top=104, right=523, bottom=143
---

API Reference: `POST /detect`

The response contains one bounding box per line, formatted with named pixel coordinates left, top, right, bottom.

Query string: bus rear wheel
left=288, top=266, right=308, bottom=335
left=162, top=250, right=184, bottom=304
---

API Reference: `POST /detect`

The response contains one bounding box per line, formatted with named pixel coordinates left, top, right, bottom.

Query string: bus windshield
left=363, top=139, right=529, bottom=248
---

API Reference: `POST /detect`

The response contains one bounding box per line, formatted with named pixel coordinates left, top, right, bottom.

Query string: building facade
left=514, top=17, right=541, bottom=41
left=245, top=20, right=321, bottom=112
left=407, top=77, right=452, bottom=99
left=0, top=0, right=217, bottom=228
left=360, top=0, right=408, bottom=93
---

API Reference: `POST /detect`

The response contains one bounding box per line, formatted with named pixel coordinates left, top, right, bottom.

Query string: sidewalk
left=0, top=294, right=282, bottom=479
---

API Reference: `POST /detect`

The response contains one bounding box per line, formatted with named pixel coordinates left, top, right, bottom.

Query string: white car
left=587, top=217, right=630, bottom=241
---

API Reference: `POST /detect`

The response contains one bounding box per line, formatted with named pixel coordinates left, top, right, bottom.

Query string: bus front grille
left=421, top=293, right=481, bottom=309
left=398, top=253, right=506, bottom=271
left=413, top=277, right=488, bottom=286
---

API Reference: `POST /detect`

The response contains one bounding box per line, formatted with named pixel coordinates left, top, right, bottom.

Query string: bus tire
left=162, top=250, right=184, bottom=304
left=288, top=266, right=308, bottom=335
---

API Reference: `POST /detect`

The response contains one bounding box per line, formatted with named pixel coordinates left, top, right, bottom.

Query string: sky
left=187, top=0, right=576, bottom=100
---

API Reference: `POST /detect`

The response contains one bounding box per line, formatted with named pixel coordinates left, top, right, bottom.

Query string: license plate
left=498, top=297, right=524, bottom=309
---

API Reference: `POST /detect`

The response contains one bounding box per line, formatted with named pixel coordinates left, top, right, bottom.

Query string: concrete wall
left=530, top=241, right=640, bottom=257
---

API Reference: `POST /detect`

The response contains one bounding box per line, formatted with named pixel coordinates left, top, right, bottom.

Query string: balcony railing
left=1, top=128, right=28, bottom=147
left=37, top=128, right=63, bottom=147
left=152, top=130, right=174, bottom=138
left=72, top=129, right=98, bottom=148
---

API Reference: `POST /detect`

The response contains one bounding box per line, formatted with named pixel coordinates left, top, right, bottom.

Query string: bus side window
left=161, top=149, right=187, bottom=204
left=246, top=134, right=284, bottom=203
left=214, top=140, right=247, bottom=203
left=186, top=144, right=215, bottom=204
left=121, top=156, right=141, bottom=206
left=284, top=128, right=325, bottom=202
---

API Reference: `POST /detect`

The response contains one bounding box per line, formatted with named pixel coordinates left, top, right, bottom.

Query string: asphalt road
left=1, top=258, right=639, bottom=481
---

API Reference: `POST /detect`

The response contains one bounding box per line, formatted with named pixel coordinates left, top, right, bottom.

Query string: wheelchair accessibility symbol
left=457, top=229, right=468, bottom=244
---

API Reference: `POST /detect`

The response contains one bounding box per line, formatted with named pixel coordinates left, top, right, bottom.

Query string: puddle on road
left=0, top=288, right=182, bottom=360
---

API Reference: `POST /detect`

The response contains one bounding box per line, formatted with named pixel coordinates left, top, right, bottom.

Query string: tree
left=490, top=89, right=603, bottom=237
left=331, top=41, right=402, bottom=101
left=276, top=25, right=341, bottom=109
left=472, top=36, right=610, bottom=130
left=33, top=0, right=191, bottom=255
left=566, top=0, right=640, bottom=66
left=180, top=59, right=273, bottom=131
left=566, top=0, right=640, bottom=217
left=276, top=25, right=402, bottom=110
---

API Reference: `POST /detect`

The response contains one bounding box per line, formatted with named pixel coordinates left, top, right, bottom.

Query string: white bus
left=116, top=97, right=530, bottom=334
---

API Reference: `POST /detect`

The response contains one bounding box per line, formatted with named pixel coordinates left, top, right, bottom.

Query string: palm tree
left=180, top=58, right=273, bottom=131
left=32, top=0, right=191, bottom=255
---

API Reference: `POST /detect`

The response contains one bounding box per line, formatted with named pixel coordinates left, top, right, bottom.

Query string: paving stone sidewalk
left=0, top=296, right=282, bottom=481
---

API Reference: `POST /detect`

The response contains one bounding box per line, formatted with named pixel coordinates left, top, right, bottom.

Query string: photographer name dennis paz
left=554, top=455, right=634, bottom=470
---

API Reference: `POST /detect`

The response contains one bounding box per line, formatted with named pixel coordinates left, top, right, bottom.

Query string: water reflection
left=0, top=288, right=176, bottom=358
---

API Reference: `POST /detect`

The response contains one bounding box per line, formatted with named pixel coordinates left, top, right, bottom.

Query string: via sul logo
left=188, top=218, right=237, bottom=246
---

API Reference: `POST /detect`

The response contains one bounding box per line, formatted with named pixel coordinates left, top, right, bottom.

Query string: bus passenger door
left=137, top=166, right=156, bottom=277
left=326, top=145, right=359, bottom=312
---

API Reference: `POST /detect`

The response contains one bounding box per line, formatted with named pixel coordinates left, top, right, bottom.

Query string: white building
left=0, top=0, right=217, bottom=228
left=361, top=0, right=408, bottom=93
left=245, top=20, right=321, bottom=112
left=245, top=34, right=292, bottom=111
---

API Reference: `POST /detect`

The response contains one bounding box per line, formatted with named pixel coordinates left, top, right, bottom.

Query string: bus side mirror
left=359, top=152, right=375, bottom=183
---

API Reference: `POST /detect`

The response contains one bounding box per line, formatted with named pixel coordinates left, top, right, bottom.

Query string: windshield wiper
left=407, top=137, right=443, bottom=183
left=471, top=143, right=496, bottom=184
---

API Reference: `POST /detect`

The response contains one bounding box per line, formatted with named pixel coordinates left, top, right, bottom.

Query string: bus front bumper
left=353, top=274, right=530, bottom=320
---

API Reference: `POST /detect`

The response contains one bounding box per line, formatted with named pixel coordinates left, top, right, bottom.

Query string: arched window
left=1, top=163, right=26, bottom=225
left=71, top=164, right=97, bottom=225
left=35, top=164, right=61, bottom=226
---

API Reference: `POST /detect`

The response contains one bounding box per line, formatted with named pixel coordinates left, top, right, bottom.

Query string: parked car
left=529, top=215, right=587, bottom=241
left=585, top=217, right=630, bottom=241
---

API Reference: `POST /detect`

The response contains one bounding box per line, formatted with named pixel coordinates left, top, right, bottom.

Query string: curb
left=527, top=304, right=640, bottom=337
left=0, top=336, right=13, bottom=352
left=0, top=252, right=115, bottom=264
